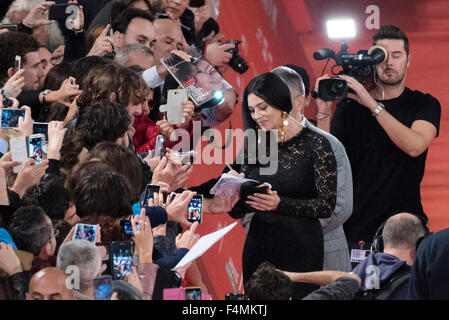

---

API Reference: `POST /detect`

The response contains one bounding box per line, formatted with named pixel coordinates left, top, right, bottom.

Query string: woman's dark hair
left=43, top=61, right=73, bottom=90
left=86, top=142, right=142, bottom=203
left=22, top=179, right=72, bottom=221
left=76, top=100, right=131, bottom=150
left=53, top=219, right=72, bottom=254
left=240, top=73, right=292, bottom=164
left=64, top=160, right=112, bottom=191
left=242, top=72, right=292, bottom=131
left=127, top=65, right=162, bottom=122
left=60, top=100, right=130, bottom=172
left=76, top=63, right=149, bottom=110
left=68, top=169, right=133, bottom=220
left=69, top=56, right=111, bottom=90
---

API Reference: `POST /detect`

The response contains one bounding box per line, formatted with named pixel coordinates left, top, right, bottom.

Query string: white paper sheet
left=174, top=222, right=238, bottom=268
left=210, top=173, right=259, bottom=197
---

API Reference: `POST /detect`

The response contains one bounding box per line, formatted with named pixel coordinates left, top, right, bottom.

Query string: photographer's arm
left=341, top=75, right=438, bottom=158
left=282, top=270, right=361, bottom=287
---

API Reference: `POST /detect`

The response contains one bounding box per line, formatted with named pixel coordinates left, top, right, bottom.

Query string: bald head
left=153, top=18, right=185, bottom=61
left=27, top=267, right=74, bottom=300
left=382, top=213, right=427, bottom=249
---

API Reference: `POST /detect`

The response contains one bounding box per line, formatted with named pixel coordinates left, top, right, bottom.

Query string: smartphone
left=94, top=276, right=113, bottom=300
left=73, top=223, right=97, bottom=242
left=120, top=220, right=139, bottom=235
left=48, top=4, right=78, bottom=20
left=160, top=89, right=187, bottom=125
left=33, top=122, right=48, bottom=141
left=28, top=134, right=46, bottom=164
left=14, top=55, right=21, bottom=72
left=185, top=287, right=202, bottom=300
left=0, top=24, right=18, bottom=32
left=0, top=109, right=25, bottom=128
left=187, top=194, right=203, bottom=224
left=154, top=135, right=164, bottom=158
left=110, top=241, right=134, bottom=280
left=9, top=136, right=27, bottom=173
left=141, top=184, right=161, bottom=206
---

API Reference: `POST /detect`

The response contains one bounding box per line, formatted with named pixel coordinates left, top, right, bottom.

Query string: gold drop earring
left=280, top=111, right=289, bottom=143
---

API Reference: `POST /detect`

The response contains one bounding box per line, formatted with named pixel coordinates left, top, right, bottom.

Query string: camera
left=312, top=43, right=387, bottom=101
left=224, top=40, right=249, bottom=74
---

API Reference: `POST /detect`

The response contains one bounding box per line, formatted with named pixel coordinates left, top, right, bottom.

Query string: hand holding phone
left=141, top=184, right=161, bottom=207
left=28, top=134, right=46, bottom=164
left=110, top=241, right=134, bottom=280
left=159, top=89, right=187, bottom=125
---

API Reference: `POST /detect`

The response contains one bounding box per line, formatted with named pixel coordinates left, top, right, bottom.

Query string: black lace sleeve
left=276, top=135, right=337, bottom=219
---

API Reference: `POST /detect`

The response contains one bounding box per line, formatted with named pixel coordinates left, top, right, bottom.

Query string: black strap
left=374, top=267, right=411, bottom=300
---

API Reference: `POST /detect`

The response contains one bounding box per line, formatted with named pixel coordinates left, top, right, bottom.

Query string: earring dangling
left=280, top=111, right=289, bottom=143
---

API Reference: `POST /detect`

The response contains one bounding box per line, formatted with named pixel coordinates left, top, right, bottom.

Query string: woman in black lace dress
left=229, top=73, right=337, bottom=299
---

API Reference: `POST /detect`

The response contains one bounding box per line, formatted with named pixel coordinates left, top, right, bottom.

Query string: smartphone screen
left=0, top=109, right=25, bottom=128
left=187, top=195, right=203, bottom=223
left=185, top=287, right=202, bottom=300
left=142, top=184, right=160, bottom=206
left=120, top=220, right=139, bottom=235
left=94, top=276, right=113, bottom=300
left=33, top=122, right=49, bottom=141
left=28, top=134, right=46, bottom=164
left=73, top=223, right=97, bottom=242
left=110, top=241, right=134, bottom=280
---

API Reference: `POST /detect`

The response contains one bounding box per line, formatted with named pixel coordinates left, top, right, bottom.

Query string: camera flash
left=326, top=19, right=356, bottom=39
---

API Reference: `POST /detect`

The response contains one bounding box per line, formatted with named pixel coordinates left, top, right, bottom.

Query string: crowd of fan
left=0, top=0, right=447, bottom=301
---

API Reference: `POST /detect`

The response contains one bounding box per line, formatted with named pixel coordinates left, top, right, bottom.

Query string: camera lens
left=229, top=54, right=249, bottom=74
left=328, top=81, right=346, bottom=97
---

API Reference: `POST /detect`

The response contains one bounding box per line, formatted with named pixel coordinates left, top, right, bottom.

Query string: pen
left=225, top=163, right=234, bottom=172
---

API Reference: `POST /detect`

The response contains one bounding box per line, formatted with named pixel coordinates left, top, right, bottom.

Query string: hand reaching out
left=22, top=1, right=56, bottom=29
left=47, top=121, right=67, bottom=160
left=2, top=69, right=25, bottom=98
left=87, top=24, right=115, bottom=57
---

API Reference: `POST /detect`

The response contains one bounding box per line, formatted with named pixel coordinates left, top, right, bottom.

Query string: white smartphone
left=159, top=89, right=188, bottom=125
left=15, top=55, right=21, bottom=72
left=73, top=223, right=97, bottom=242
left=28, top=134, right=46, bottom=164
left=9, top=136, right=28, bottom=173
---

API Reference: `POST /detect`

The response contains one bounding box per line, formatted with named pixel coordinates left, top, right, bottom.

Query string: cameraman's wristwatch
left=372, top=102, right=385, bottom=117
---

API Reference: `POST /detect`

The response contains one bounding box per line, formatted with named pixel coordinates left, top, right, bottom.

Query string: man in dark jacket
left=352, top=213, right=428, bottom=299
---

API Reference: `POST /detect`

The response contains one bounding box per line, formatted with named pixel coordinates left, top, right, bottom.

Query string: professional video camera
left=225, top=40, right=249, bottom=74
left=312, top=43, right=387, bottom=101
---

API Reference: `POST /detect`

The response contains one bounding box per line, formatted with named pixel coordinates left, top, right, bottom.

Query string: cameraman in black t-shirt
left=312, top=25, right=441, bottom=253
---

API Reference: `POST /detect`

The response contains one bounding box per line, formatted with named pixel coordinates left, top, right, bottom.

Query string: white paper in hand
left=174, top=222, right=238, bottom=269
left=210, top=173, right=258, bottom=197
